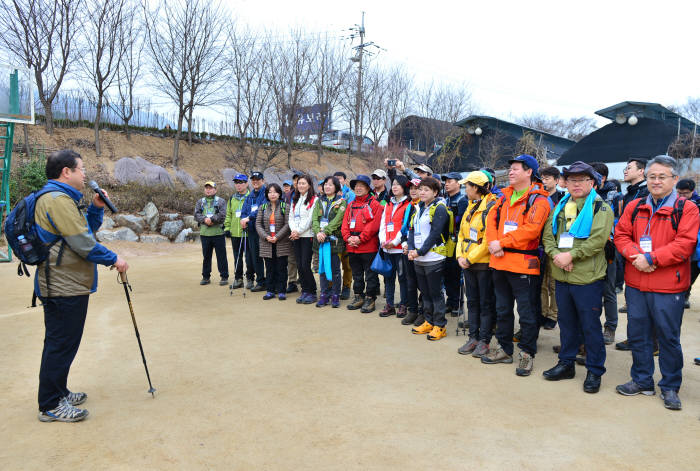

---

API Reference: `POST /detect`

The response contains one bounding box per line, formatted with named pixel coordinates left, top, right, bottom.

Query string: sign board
left=283, top=103, right=331, bottom=135
left=0, top=64, right=35, bottom=124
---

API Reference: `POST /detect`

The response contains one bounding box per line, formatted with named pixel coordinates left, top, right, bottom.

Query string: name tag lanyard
left=640, top=195, right=670, bottom=253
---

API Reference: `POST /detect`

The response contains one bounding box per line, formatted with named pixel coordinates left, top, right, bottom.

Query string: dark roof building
left=388, top=115, right=455, bottom=153
left=429, top=115, right=576, bottom=171
left=558, top=101, right=698, bottom=165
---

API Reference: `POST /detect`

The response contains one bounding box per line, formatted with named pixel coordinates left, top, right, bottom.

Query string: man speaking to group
left=34, top=150, right=129, bottom=422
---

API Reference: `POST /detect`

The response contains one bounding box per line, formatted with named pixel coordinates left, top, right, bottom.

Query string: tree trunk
left=23, top=124, right=30, bottom=157
left=125, top=118, right=131, bottom=140
left=287, top=143, right=292, bottom=168
left=94, top=96, right=103, bottom=156
left=187, top=106, right=193, bottom=145
left=44, top=102, right=54, bottom=135
left=173, top=112, right=185, bottom=169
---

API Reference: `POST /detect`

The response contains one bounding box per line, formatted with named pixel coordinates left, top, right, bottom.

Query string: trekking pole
left=118, top=272, right=156, bottom=397
left=230, top=234, right=245, bottom=297
left=456, top=271, right=466, bottom=336
left=241, top=231, right=248, bottom=300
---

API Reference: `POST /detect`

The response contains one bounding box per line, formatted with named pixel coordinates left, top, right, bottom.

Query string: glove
left=224, top=230, right=231, bottom=238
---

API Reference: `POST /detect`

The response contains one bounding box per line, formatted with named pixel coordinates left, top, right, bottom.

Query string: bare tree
left=415, top=81, right=470, bottom=154
left=382, top=65, right=413, bottom=146
left=266, top=29, right=315, bottom=168
left=516, top=113, right=597, bottom=142
left=113, top=1, right=143, bottom=140
left=0, top=0, right=82, bottom=134
left=80, top=0, right=127, bottom=155
left=361, top=62, right=388, bottom=150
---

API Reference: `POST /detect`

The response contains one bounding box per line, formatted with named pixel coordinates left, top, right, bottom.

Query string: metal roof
left=453, top=114, right=576, bottom=146
left=595, top=101, right=697, bottom=130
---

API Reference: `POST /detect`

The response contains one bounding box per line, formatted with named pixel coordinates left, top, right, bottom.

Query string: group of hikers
left=196, top=154, right=700, bottom=411
left=25, top=148, right=699, bottom=423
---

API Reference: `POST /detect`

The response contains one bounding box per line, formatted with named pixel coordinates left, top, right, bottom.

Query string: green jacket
left=195, top=196, right=227, bottom=237
left=542, top=194, right=614, bottom=285
left=224, top=190, right=250, bottom=238
left=312, top=195, right=347, bottom=254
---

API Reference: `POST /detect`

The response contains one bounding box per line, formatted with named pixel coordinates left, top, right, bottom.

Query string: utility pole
left=349, top=12, right=365, bottom=156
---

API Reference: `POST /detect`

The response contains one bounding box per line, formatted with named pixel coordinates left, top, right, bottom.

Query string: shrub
left=9, top=153, right=48, bottom=206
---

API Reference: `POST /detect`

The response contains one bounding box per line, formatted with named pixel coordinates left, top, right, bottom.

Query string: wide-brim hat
left=350, top=174, right=372, bottom=190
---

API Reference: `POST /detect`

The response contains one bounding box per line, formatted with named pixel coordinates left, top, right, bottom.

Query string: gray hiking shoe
left=472, top=341, right=490, bottom=358
left=457, top=338, right=478, bottom=355
left=660, top=390, right=682, bottom=410
left=515, top=351, right=534, bottom=376
left=603, top=326, right=615, bottom=345
left=64, top=391, right=87, bottom=406
left=38, top=397, right=88, bottom=423
left=481, top=344, right=513, bottom=364
left=616, top=380, right=655, bottom=396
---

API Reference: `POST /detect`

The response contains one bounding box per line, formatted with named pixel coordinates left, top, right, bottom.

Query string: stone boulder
left=143, top=202, right=159, bottom=232
left=114, top=214, right=145, bottom=234
left=96, top=227, right=139, bottom=242
left=140, top=234, right=170, bottom=244
left=174, top=228, right=195, bottom=243
left=163, top=213, right=179, bottom=221
left=161, top=220, right=184, bottom=240
left=182, top=215, right=198, bottom=230
left=176, top=169, right=197, bottom=188
left=114, top=157, right=174, bottom=187
left=100, top=216, right=115, bottom=230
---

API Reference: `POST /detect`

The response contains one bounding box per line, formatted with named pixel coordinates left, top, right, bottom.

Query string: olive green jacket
left=542, top=194, right=614, bottom=285
left=311, top=195, right=347, bottom=254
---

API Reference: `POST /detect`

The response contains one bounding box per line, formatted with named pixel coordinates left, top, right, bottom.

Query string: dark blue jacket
left=240, top=185, right=268, bottom=221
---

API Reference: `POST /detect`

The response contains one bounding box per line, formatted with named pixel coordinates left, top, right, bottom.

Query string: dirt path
left=1, top=241, right=699, bottom=470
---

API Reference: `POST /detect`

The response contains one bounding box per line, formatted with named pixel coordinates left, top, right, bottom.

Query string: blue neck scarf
left=551, top=189, right=598, bottom=238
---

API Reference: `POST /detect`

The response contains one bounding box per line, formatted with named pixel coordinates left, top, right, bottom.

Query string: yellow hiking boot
left=427, top=325, right=446, bottom=341
left=412, top=321, right=433, bottom=335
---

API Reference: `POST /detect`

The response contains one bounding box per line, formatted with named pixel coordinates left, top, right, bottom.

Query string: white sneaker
left=64, top=391, right=87, bottom=406
left=38, top=397, right=89, bottom=422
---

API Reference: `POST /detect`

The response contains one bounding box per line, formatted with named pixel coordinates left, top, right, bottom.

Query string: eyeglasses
left=646, top=174, right=674, bottom=182
left=567, top=177, right=592, bottom=184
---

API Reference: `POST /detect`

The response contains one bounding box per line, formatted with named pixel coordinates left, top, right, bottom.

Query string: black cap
left=441, top=172, right=462, bottom=181
left=250, top=171, right=264, bottom=180
left=563, top=161, right=598, bottom=181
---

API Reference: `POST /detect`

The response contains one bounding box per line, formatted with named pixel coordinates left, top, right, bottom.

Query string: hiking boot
left=230, top=278, right=244, bottom=289
left=347, top=294, right=365, bottom=310
left=286, top=282, right=298, bottom=293
left=446, top=305, right=459, bottom=318
left=296, top=292, right=308, bottom=304
left=245, top=279, right=254, bottom=289
left=603, top=326, right=616, bottom=345
left=396, top=305, right=407, bottom=318
left=457, top=338, right=479, bottom=355
left=340, top=286, right=351, bottom=300
left=575, top=345, right=586, bottom=365
left=457, top=319, right=469, bottom=329
left=427, top=325, right=447, bottom=341
left=543, top=318, right=557, bottom=330
left=552, top=345, right=561, bottom=353
left=615, top=286, right=623, bottom=294
left=303, top=293, right=318, bottom=305
left=618, top=304, right=627, bottom=313
left=250, top=284, right=265, bottom=292
left=316, top=293, right=330, bottom=307
left=583, top=371, right=601, bottom=393
left=401, top=309, right=418, bottom=325
left=513, top=329, right=521, bottom=342
left=481, top=345, right=514, bottom=364
left=543, top=362, right=575, bottom=381
left=412, top=321, right=434, bottom=335
left=472, top=341, right=490, bottom=358
left=64, top=391, right=87, bottom=406
left=38, top=397, right=89, bottom=423
left=331, top=295, right=340, bottom=308
left=219, top=278, right=229, bottom=286
left=263, top=292, right=275, bottom=300
left=278, top=293, right=286, bottom=301
left=379, top=305, right=396, bottom=317
left=615, top=339, right=631, bottom=351
left=660, top=390, right=682, bottom=410
left=413, top=314, right=425, bottom=327
left=200, top=278, right=211, bottom=285
left=616, top=380, right=655, bottom=396
left=360, top=296, right=376, bottom=313
left=515, top=351, right=534, bottom=376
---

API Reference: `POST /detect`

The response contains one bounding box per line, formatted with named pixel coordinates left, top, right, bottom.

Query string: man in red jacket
left=614, top=155, right=699, bottom=411
left=341, top=175, right=383, bottom=313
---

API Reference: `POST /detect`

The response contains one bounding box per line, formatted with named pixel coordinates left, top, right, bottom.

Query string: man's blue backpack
left=4, top=188, right=59, bottom=274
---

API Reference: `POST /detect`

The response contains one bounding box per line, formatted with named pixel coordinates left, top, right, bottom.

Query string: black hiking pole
left=456, top=271, right=466, bottom=336
left=118, top=272, right=156, bottom=397
left=241, top=232, right=248, bottom=299
left=230, top=234, right=245, bottom=297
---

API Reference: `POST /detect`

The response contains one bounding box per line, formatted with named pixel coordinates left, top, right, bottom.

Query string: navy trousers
left=38, top=295, right=89, bottom=411
left=493, top=270, right=540, bottom=356
left=201, top=234, right=229, bottom=280
left=555, top=280, right=606, bottom=376
left=626, top=286, right=685, bottom=391
left=464, top=268, right=495, bottom=343
left=384, top=252, right=407, bottom=307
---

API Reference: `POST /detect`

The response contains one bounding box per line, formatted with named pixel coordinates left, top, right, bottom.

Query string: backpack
left=629, top=197, right=685, bottom=231
left=260, top=201, right=286, bottom=216
left=494, top=192, right=547, bottom=256
left=592, top=200, right=615, bottom=263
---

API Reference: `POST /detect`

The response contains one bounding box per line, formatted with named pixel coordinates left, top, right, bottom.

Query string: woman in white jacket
left=289, top=174, right=318, bottom=304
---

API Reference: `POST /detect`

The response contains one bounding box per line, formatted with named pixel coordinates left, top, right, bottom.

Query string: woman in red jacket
left=341, top=175, right=383, bottom=313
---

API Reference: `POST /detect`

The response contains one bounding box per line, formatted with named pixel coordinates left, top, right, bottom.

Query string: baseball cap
left=563, top=161, right=599, bottom=182
left=441, top=172, right=462, bottom=181
left=250, top=171, right=264, bottom=180
left=232, top=173, right=248, bottom=182
left=371, top=169, right=387, bottom=179
left=283, top=180, right=292, bottom=187
left=204, top=181, right=216, bottom=188
left=508, top=155, right=540, bottom=177
left=413, top=164, right=433, bottom=175
left=459, top=171, right=489, bottom=187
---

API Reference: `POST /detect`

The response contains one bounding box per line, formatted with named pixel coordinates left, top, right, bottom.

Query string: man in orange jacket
left=481, top=155, right=551, bottom=376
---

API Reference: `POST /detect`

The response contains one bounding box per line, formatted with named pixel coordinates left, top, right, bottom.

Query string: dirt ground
left=1, top=241, right=699, bottom=470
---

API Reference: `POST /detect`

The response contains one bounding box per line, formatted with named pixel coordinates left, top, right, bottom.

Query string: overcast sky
left=230, top=0, right=699, bottom=125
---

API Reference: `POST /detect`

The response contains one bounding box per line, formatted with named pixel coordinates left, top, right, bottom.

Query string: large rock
left=114, top=214, right=145, bottom=234
left=143, top=202, right=159, bottom=232
left=182, top=215, right=198, bottom=230
left=114, top=156, right=174, bottom=187
left=97, top=227, right=139, bottom=242
left=176, top=169, right=197, bottom=188
left=100, top=216, right=115, bottom=230
left=140, top=234, right=170, bottom=244
left=163, top=213, right=179, bottom=221
left=161, top=220, right=184, bottom=240
left=174, top=228, right=194, bottom=243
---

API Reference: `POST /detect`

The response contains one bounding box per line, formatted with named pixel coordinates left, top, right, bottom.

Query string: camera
left=387, top=159, right=396, bottom=167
